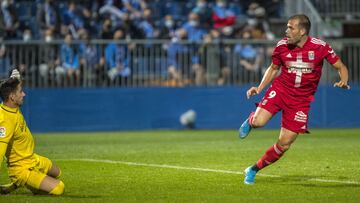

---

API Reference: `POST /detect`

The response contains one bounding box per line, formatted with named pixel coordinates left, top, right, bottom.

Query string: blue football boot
left=239, top=118, right=252, bottom=139
left=244, top=166, right=257, bottom=185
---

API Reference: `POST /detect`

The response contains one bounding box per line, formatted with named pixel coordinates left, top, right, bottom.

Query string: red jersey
left=271, top=37, right=339, bottom=101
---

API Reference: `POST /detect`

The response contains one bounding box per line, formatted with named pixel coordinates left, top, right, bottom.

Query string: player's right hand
left=246, top=87, right=260, bottom=99
left=333, top=81, right=350, bottom=90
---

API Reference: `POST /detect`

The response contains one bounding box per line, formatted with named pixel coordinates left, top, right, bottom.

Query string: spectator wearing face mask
left=166, top=28, right=188, bottom=86
left=57, top=34, right=80, bottom=86
left=191, top=0, right=212, bottom=30
left=182, top=12, right=206, bottom=43
left=38, top=29, right=59, bottom=87
left=138, top=8, right=159, bottom=39
left=100, top=18, right=114, bottom=39
left=1, top=0, right=19, bottom=39
left=212, top=0, right=236, bottom=29
left=0, top=37, right=10, bottom=78
left=246, top=2, right=274, bottom=40
left=22, top=29, right=32, bottom=42
left=181, top=13, right=207, bottom=85
left=104, top=29, right=130, bottom=85
left=233, top=28, right=264, bottom=83
left=159, top=15, right=177, bottom=40
left=36, top=0, right=60, bottom=35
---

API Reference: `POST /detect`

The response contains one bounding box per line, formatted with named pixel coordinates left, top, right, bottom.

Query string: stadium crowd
left=0, top=0, right=284, bottom=87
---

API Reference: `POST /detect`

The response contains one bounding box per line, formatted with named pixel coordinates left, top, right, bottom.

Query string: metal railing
left=284, top=0, right=324, bottom=38
left=311, top=0, right=360, bottom=19
left=0, top=39, right=359, bottom=88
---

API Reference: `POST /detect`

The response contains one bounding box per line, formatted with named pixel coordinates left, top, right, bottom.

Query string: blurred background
left=0, top=0, right=359, bottom=132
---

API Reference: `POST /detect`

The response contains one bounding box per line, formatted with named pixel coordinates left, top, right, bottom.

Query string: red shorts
left=257, top=86, right=310, bottom=133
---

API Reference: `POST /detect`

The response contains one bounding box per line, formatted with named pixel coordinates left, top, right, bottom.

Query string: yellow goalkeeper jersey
left=0, top=103, right=35, bottom=167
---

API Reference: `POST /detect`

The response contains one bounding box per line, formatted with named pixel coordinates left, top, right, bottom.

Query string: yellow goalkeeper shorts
left=8, top=154, right=53, bottom=189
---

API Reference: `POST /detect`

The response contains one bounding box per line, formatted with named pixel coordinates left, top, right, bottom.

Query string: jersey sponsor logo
left=294, top=111, right=307, bottom=123
left=0, top=127, right=6, bottom=138
left=286, top=53, right=314, bottom=74
left=286, top=53, right=292, bottom=58
left=308, top=51, right=314, bottom=60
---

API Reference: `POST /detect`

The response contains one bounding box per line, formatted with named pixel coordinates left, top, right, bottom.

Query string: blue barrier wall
left=20, top=85, right=360, bottom=132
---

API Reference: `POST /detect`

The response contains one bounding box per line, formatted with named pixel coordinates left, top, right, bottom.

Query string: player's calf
left=49, top=181, right=64, bottom=195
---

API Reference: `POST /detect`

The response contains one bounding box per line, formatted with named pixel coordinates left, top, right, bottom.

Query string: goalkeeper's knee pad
left=49, top=181, right=65, bottom=195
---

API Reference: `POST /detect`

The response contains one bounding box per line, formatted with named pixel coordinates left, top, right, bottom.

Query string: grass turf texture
left=1, top=129, right=360, bottom=202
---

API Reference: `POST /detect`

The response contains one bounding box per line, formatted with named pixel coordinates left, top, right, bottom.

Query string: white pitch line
left=58, top=158, right=360, bottom=185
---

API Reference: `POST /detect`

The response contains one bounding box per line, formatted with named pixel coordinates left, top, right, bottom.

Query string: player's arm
left=0, top=130, right=17, bottom=195
left=0, top=142, right=6, bottom=169
left=0, top=143, right=17, bottom=195
left=332, top=59, right=350, bottom=89
left=246, top=63, right=280, bottom=99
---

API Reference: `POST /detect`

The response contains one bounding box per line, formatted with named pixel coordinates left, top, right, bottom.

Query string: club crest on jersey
left=308, top=51, right=315, bottom=60
left=0, top=127, right=6, bottom=138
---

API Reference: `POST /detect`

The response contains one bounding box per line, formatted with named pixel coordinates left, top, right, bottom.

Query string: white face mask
left=45, top=36, right=53, bottom=42
left=189, top=20, right=199, bottom=27
left=247, top=18, right=258, bottom=26
left=2, top=1, right=8, bottom=8
left=217, top=2, right=225, bottom=7
left=197, top=2, right=206, bottom=8
left=165, top=20, right=174, bottom=28
left=23, top=34, right=31, bottom=42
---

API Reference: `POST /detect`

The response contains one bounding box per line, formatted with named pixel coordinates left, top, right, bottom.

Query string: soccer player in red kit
left=239, top=14, right=350, bottom=185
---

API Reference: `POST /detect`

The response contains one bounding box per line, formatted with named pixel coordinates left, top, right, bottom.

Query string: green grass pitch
left=1, top=129, right=360, bottom=202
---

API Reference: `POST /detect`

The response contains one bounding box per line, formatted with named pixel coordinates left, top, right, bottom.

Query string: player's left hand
left=333, top=81, right=350, bottom=90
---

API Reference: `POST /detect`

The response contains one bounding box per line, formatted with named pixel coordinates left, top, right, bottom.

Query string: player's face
left=285, top=19, right=303, bottom=45
left=11, top=84, right=26, bottom=107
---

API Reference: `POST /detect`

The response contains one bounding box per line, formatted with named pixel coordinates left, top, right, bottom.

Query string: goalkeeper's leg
left=25, top=156, right=64, bottom=195
left=26, top=171, right=65, bottom=195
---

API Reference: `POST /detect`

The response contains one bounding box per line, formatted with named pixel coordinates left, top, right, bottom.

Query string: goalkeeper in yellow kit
left=0, top=69, right=64, bottom=195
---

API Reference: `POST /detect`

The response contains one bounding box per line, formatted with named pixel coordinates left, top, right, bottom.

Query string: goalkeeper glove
left=10, top=69, right=21, bottom=80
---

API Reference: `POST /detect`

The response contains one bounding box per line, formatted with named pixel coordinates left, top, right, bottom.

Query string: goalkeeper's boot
left=244, top=166, right=257, bottom=185
left=239, top=112, right=254, bottom=139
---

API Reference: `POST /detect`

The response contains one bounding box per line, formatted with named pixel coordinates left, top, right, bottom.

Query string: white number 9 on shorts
left=267, top=90, right=277, bottom=99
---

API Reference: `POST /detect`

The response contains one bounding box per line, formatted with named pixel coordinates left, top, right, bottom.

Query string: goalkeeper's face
left=10, top=83, right=25, bottom=107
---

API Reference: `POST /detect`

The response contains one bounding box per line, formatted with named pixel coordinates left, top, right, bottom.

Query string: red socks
left=256, top=143, right=285, bottom=170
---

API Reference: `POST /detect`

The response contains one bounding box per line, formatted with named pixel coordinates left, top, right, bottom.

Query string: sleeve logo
left=0, top=127, right=6, bottom=138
